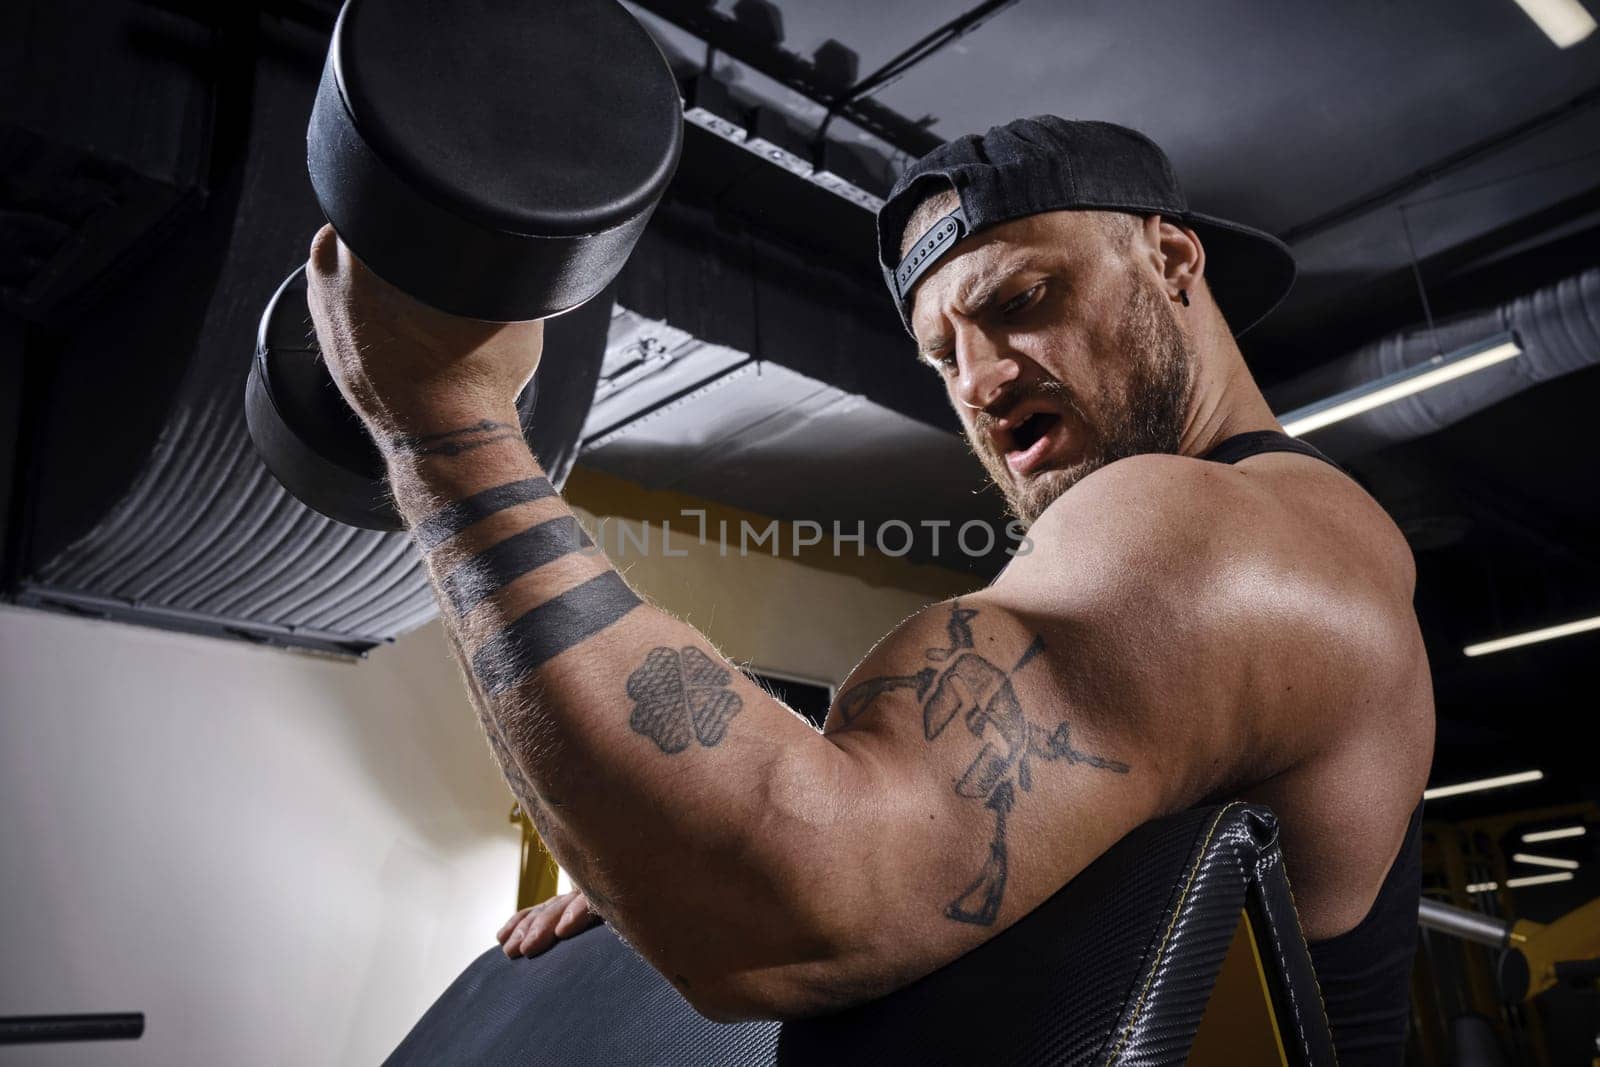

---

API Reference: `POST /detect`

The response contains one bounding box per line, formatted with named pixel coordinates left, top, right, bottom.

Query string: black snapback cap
left=876, top=116, right=1296, bottom=339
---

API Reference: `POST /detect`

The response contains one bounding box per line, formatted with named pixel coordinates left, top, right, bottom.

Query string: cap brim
left=1182, top=212, right=1296, bottom=338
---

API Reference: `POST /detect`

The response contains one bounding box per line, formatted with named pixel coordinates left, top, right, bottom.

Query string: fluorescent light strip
left=1424, top=769, right=1544, bottom=800
left=1465, top=881, right=1499, bottom=893
left=1513, top=853, right=1580, bottom=870
left=1510, top=0, right=1598, bottom=47
left=1506, top=871, right=1575, bottom=888
left=1280, top=335, right=1521, bottom=437
left=1464, top=613, right=1600, bottom=657
left=1523, top=825, right=1587, bottom=843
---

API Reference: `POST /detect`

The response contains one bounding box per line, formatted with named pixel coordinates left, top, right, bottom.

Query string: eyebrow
left=915, top=255, right=1047, bottom=358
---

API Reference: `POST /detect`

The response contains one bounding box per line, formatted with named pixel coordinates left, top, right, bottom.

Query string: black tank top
left=1200, top=430, right=1422, bottom=1065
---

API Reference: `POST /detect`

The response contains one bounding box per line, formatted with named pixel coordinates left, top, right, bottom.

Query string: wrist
left=360, top=381, right=516, bottom=437
left=373, top=400, right=526, bottom=461
left=381, top=409, right=547, bottom=530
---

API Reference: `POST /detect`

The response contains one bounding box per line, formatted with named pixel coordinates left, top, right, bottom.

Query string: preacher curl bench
left=388, top=803, right=1339, bottom=1066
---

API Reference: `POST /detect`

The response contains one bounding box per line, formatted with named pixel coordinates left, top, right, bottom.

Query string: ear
left=1150, top=217, right=1205, bottom=303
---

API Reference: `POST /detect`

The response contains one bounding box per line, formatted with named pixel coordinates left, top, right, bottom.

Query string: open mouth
left=1003, top=410, right=1063, bottom=476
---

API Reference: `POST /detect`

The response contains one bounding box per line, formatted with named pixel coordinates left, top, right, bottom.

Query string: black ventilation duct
left=6, top=16, right=605, bottom=657
left=1268, top=267, right=1600, bottom=458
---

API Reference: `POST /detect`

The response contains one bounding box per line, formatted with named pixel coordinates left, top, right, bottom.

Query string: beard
left=970, top=270, right=1194, bottom=525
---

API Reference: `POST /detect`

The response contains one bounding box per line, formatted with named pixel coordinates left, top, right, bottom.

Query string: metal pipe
left=1420, top=898, right=1512, bottom=948
left=0, top=1014, right=144, bottom=1045
left=1267, top=266, right=1600, bottom=458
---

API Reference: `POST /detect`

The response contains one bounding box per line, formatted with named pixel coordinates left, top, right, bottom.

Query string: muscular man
left=310, top=117, right=1433, bottom=1061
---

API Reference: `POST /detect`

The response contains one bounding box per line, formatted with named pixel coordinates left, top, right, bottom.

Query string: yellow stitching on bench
left=1269, top=851, right=1338, bottom=1063
left=1106, top=802, right=1239, bottom=1065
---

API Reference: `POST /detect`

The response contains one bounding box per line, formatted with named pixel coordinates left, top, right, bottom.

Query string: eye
left=999, top=282, right=1044, bottom=317
left=921, top=348, right=958, bottom=375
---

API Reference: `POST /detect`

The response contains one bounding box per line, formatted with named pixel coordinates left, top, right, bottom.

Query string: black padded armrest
left=388, top=803, right=1336, bottom=1066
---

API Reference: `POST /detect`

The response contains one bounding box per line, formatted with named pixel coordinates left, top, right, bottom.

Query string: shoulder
left=993, top=453, right=1266, bottom=607
left=985, top=451, right=1425, bottom=792
left=998, top=450, right=1410, bottom=618
left=987, top=453, right=1276, bottom=681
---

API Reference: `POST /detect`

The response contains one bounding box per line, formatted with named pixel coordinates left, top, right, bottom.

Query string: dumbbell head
left=247, top=0, right=682, bottom=529
left=246, top=268, right=541, bottom=532
left=310, top=0, right=682, bottom=321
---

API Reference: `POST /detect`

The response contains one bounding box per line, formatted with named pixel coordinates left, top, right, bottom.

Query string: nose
left=952, top=327, right=1021, bottom=412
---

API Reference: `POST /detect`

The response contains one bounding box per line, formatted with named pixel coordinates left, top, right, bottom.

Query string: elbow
left=674, top=749, right=890, bottom=1022
left=681, top=965, right=859, bottom=1024
left=644, top=888, right=868, bottom=1022
left=669, top=902, right=877, bottom=1023
left=680, top=977, right=789, bottom=1024
left=673, top=916, right=892, bottom=1023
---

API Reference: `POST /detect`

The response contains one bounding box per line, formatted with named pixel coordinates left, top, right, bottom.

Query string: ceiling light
left=1464, top=612, right=1600, bottom=657
left=1506, top=871, right=1575, bottom=888
left=1424, top=769, right=1544, bottom=800
left=1280, top=333, right=1521, bottom=437
left=1523, top=825, right=1587, bottom=843
left=1513, top=853, right=1580, bottom=870
left=1465, top=881, right=1500, bottom=893
left=1509, top=0, right=1598, bottom=47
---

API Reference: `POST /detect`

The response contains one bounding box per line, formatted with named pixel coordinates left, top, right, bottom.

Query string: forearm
left=384, top=405, right=857, bottom=1003
left=302, top=235, right=956, bottom=1016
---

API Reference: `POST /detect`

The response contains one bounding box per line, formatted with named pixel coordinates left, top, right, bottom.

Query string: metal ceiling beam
left=1280, top=79, right=1600, bottom=244
left=629, top=0, right=944, bottom=155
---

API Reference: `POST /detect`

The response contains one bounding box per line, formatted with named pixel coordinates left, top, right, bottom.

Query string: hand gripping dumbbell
left=245, top=0, right=682, bottom=530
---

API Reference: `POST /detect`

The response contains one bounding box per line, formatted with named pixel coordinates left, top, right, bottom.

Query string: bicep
left=811, top=595, right=1164, bottom=996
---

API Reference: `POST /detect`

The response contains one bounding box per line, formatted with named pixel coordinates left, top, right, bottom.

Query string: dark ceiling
left=2, top=0, right=1596, bottom=808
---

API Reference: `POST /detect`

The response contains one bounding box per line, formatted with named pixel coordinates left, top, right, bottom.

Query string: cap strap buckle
left=891, top=206, right=969, bottom=306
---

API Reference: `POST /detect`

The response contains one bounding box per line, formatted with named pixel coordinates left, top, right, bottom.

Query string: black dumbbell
left=245, top=0, right=683, bottom=530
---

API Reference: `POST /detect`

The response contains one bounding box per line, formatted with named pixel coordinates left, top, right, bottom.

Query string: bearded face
left=905, top=208, right=1196, bottom=526
left=966, top=265, right=1193, bottom=524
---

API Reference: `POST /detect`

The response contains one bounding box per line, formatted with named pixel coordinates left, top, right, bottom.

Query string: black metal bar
left=819, top=0, right=1021, bottom=137
left=1554, top=958, right=1600, bottom=983
left=0, top=1014, right=145, bottom=1045
left=630, top=0, right=943, bottom=155
left=1279, top=80, right=1600, bottom=244
left=14, top=583, right=380, bottom=658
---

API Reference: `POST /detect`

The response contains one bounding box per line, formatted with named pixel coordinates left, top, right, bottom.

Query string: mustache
left=971, top=379, right=1079, bottom=443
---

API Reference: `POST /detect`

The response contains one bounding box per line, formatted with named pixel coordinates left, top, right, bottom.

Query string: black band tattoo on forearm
left=473, top=570, right=642, bottom=695
left=391, top=419, right=521, bottom=458
left=835, top=602, right=1130, bottom=926
left=625, top=647, right=744, bottom=753
left=411, top=476, right=556, bottom=552
left=439, top=516, right=593, bottom=615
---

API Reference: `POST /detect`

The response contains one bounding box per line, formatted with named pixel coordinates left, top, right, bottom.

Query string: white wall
left=0, top=508, right=971, bottom=1065
left=571, top=505, right=969, bottom=686
left=0, top=607, right=520, bottom=1066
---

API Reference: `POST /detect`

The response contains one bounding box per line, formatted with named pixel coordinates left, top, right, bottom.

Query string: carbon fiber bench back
left=387, top=803, right=1337, bottom=1066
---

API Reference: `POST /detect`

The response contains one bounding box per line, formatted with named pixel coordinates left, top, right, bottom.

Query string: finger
left=307, top=224, right=340, bottom=280
left=510, top=893, right=569, bottom=956
left=503, top=909, right=541, bottom=958
left=517, top=906, right=562, bottom=958
left=553, top=893, right=594, bottom=937
left=503, top=901, right=552, bottom=956
left=497, top=907, right=533, bottom=943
